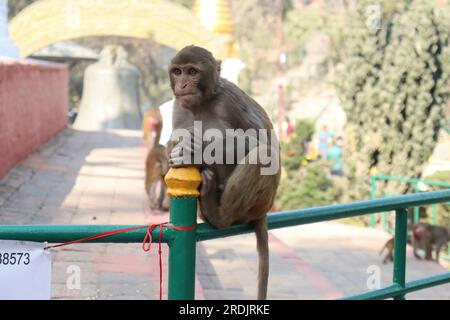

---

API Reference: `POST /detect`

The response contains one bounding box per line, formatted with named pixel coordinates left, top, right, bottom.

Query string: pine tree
left=338, top=0, right=450, bottom=200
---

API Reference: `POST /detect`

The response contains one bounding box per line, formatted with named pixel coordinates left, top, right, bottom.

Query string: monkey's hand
left=200, top=169, right=216, bottom=195
left=169, top=126, right=203, bottom=168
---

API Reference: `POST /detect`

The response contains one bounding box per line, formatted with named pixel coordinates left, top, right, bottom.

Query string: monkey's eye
left=188, top=68, right=198, bottom=76
left=172, top=68, right=182, bottom=75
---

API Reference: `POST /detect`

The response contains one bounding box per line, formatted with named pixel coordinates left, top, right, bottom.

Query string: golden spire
left=193, top=0, right=234, bottom=35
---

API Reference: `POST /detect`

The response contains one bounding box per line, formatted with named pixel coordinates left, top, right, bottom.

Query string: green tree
left=281, top=119, right=314, bottom=172
left=424, top=170, right=450, bottom=227
left=229, top=0, right=278, bottom=97
left=283, top=8, right=345, bottom=68
left=276, top=160, right=340, bottom=210
left=337, top=0, right=450, bottom=200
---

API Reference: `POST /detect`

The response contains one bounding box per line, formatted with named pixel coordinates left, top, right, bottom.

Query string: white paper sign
left=0, top=240, right=52, bottom=300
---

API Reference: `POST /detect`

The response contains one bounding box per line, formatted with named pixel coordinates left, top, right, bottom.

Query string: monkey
left=379, top=236, right=395, bottom=264
left=143, top=107, right=170, bottom=211
left=412, top=223, right=449, bottom=262
left=142, top=107, right=163, bottom=148
left=378, top=207, right=428, bottom=264
left=407, top=206, right=428, bottom=224
left=412, top=223, right=433, bottom=260
left=166, top=45, right=281, bottom=300
left=145, top=144, right=170, bottom=211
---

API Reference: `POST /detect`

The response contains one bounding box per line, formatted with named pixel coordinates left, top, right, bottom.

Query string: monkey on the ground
left=145, top=144, right=169, bottom=210
left=412, top=222, right=449, bottom=262
left=379, top=236, right=394, bottom=264
left=167, top=45, right=281, bottom=300
left=143, top=107, right=169, bottom=211
left=142, top=107, right=163, bottom=148
left=407, top=206, right=428, bottom=224
left=378, top=207, right=427, bottom=264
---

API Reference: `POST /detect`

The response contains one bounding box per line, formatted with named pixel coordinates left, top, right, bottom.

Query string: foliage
left=283, top=9, right=345, bottom=68
left=276, top=119, right=341, bottom=212
left=281, top=119, right=314, bottom=172
left=337, top=0, right=450, bottom=201
left=276, top=160, right=341, bottom=211
left=229, top=0, right=278, bottom=98
left=424, top=170, right=450, bottom=227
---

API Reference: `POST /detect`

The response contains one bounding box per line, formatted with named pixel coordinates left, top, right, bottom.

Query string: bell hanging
left=74, top=45, right=145, bottom=130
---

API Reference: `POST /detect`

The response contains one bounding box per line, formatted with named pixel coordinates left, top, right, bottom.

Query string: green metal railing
left=370, top=174, right=450, bottom=229
left=0, top=168, right=449, bottom=300
left=370, top=175, right=450, bottom=260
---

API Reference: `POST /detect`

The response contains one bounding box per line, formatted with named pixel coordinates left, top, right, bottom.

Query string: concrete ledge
left=0, top=58, right=68, bottom=179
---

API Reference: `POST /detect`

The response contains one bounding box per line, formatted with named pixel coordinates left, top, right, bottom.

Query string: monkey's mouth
left=175, top=92, right=199, bottom=97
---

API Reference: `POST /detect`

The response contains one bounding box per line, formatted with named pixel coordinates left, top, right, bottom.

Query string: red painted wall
left=0, top=59, right=68, bottom=179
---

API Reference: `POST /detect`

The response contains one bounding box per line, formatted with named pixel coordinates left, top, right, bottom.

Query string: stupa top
left=193, top=0, right=234, bottom=35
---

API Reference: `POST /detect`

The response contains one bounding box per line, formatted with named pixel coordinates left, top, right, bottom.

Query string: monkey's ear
left=216, top=60, right=222, bottom=74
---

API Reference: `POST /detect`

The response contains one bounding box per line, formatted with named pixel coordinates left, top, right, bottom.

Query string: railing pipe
left=165, top=167, right=201, bottom=300
left=392, top=208, right=408, bottom=300
left=0, top=224, right=169, bottom=243
left=197, top=189, right=450, bottom=241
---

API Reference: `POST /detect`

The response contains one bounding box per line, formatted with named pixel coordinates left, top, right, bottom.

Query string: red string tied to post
left=44, top=222, right=196, bottom=300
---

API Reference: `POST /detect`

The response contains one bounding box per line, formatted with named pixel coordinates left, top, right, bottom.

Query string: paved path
left=0, top=128, right=448, bottom=300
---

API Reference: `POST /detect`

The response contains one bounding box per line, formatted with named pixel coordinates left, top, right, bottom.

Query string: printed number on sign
left=0, top=253, right=31, bottom=266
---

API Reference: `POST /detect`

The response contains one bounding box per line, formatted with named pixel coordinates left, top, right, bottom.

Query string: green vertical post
left=393, top=208, right=408, bottom=300
left=370, top=175, right=377, bottom=228
left=165, top=167, right=201, bottom=300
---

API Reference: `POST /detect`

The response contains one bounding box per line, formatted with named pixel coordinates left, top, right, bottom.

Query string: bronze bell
left=74, top=45, right=147, bottom=130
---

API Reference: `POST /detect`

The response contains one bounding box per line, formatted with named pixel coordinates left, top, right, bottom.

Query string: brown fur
left=143, top=107, right=169, bottom=211
left=145, top=144, right=169, bottom=211
left=379, top=237, right=394, bottom=264
left=167, top=46, right=281, bottom=299
left=142, top=107, right=163, bottom=149
left=412, top=223, right=449, bottom=262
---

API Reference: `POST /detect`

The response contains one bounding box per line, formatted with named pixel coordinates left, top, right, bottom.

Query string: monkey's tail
left=379, top=237, right=394, bottom=255
left=379, top=241, right=387, bottom=255
left=254, top=217, right=269, bottom=300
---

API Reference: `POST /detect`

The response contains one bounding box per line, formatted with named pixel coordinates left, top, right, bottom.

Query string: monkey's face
left=169, top=45, right=221, bottom=111
left=169, top=64, right=204, bottom=110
